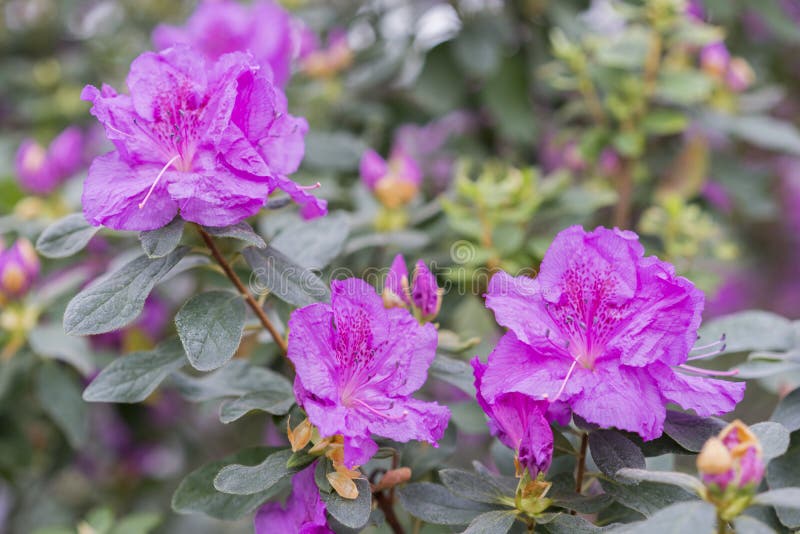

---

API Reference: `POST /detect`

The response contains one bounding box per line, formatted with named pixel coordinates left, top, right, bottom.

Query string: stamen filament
left=687, top=345, right=727, bottom=361
left=690, top=334, right=726, bottom=353
left=139, top=154, right=180, bottom=209
left=297, top=182, right=321, bottom=191
left=552, top=359, right=578, bottom=401
left=677, top=363, right=739, bottom=377
left=352, top=398, right=407, bottom=421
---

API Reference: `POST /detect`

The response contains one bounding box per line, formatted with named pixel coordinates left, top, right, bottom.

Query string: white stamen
left=677, top=363, right=739, bottom=377
left=139, top=154, right=180, bottom=209
left=552, top=360, right=578, bottom=402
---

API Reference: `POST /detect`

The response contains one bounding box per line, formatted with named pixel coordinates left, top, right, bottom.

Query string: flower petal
left=648, top=362, right=745, bottom=417
left=82, top=152, right=177, bottom=231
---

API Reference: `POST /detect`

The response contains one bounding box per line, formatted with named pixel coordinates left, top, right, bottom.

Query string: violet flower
left=153, top=0, right=296, bottom=87
left=15, top=126, right=84, bottom=194
left=81, top=46, right=325, bottom=231
left=698, top=420, right=765, bottom=506
left=254, top=464, right=333, bottom=534
left=473, top=358, right=553, bottom=478
left=383, top=254, right=442, bottom=322
left=0, top=238, right=40, bottom=302
left=480, top=226, right=745, bottom=441
left=301, top=29, right=353, bottom=79
left=360, top=147, right=422, bottom=209
left=287, top=278, right=450, bottom=468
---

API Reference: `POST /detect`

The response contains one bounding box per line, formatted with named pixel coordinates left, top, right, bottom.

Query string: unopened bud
left=373, top=467, right=412, bottom=492
left=726, top=58, right=755, bottom=92
left=0, top=238, right=40, bottom=303
left=411, top=261, right=442, bottom=322
left=697, top=437, right=733, bottom=475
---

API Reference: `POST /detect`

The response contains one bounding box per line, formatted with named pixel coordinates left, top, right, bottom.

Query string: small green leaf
left=754, top=488, right=800, bottom=509
left=461, top=510, right=516, bottom=534
left=439, top=469, right=510, bottom=505
left=64, top=247, right=188, bottom=335
left=83, top=339, right=185, bottom=403
left=732, top=515, right=776, bottom=534
left=662, top=410, right=725, bottom=452
left=36, top=213, right=99, bottom=258
left=219, top=390, right=294, bottom=423
left=589, top=430, right=646, bottom=479
left=36, top=363, right=88, bottom=448
left=615, top=468, right=704, bottom=494
left=172, top=447, right=284, bottom=520
left=397, top=483, right=494, bottom=525
left=270, top=211, right=350, bottom=270
left=243, top=246, right=329, bottom=307
left=29, top=324, right=95, bottom=376
left=750, top=421, right=790, bottom=460
left=449, top=401, right=489, bottom=434
left=698, top=310, right=794, bottom=355
left=541, top=513, right=605, bottom=533
left=175, top=291, right=246, bottom=371
left=213, top=449, right=296, bottom=496
left=203, top=222, right=266, bottom=249
left=304, top=131, right=367, bottom=172
left=608, top=500, right=715, bottom=533
left=171, top=360, right=291, bottom=402
left=321, top=478, right=372, bottom=530
left=655, top=71, right=713, bottom=105
left=139, top=218, right=184, bottom=258
left=643, top=110, right=689, bottom=136
left=429, top=353, right=476, bottom=396
left=771, top=386, right=800, bottom=432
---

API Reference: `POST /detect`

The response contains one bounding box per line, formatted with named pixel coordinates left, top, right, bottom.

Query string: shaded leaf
left=398, top=483, right=494, bottom=526
left=36, top=213, right=99, bottom=259
left=37, top=363, right=88, bottom=448
left=64, top=247, right=188, bottom=335
left=440, top=469, right=509, bottom=505
left=615, top=468, right=704, bottom=494
left=754, top=488, right=800, bottom=509
left=589, top=430, right=645, bottom=479
left=213, top=449, right=296, bottom=496
left=608, top=500, right=716, bottom=533
left=321, top=478, right=372, bottom=530
left=139, top=218, right=184, bottom=258
left=750, top=422, right=790, bottom=460
left=771, top=386, right=800, bottom=432
left=29, top=324, right=95, bottom=376
left=203, top=222, right=266, bottom=249
left=462, top=510, right=516, bottom=534
left=663, top=410, right=725, bottom=452
left=270, top=211, right=350, bottom=270
left=175, top=291, right=246, bottom=371
left=219, top=390, right=294, bottom=424
left=171, top=359, right=290, bottom=402
left=243, top=246, right=329, bottom=307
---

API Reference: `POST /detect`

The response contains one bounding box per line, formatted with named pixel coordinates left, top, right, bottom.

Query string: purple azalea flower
left=15, top=126, right=84, bottom=194
left=255, top=464, right=333, bottom=534
left=153, top=0, right=297, bottom=87
left=479, top=226, right=745, bottom=441
left=472, top=358, right=553, bottom=478
left=360, top=147, right=422, bottom=209
left=301, top=29, right=353, bottom=79
left=0, top=238, right=40, bottom=302
left=288, top=278, right=450, bottom=468
left=725, top=58, right=755, bottom=92
left=81, top=45, right=324, bottom=231
left=383, top=254, right=442, bottom=321
left=685, top=0, right=705, bottom=21
left=700, top=42, right=731, bottom=78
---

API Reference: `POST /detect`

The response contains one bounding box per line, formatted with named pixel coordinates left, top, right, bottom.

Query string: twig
left=575, top=432, right=589, bottom=494
left=195, top=225, right=288, bottom=355
left=612, top=158, right=634, bottom=229
left=374, top=491, right=405, bottom=534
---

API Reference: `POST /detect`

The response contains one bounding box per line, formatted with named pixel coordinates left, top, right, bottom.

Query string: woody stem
left=195, top=225, right=288, bottom=355
left=374, top=491, right=405, bottom=534
left=575, top=432, right=589, bottom=493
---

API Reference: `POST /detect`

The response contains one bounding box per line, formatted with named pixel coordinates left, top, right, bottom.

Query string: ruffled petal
left=648, top=362, right=745, bottom=417
left=270, top=175, right=328, bottom=220
left=287, top=302, right=339, bottom=403
left=82, top=152, right=177, bottom=231
left=359, top=149, right=387, bottom=190
left=485, top=271, right=559, bottom=348
left=363, top=397, right=450, bottom=448
left=381, top=309, right=438, bottom=395
left=571, top=363, right=666, bottom=440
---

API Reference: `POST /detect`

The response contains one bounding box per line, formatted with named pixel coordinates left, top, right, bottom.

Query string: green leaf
left=706, top=114, right=800, bottom=155
left=462, top=510, right=517, bottom=534
left=766, top=434, right=800, bottom=528
left=595, top=28, right=649, bottom=68
left=754, top=488, right=800, bottom=509
left=541, top=513, right=606, bottom=533
left=213, top=449, right=296, bottom=496
left=662, top=410, right=724, bottom=452
left=270, top=211, right=350, bottom=270
left=321, top=478, right=372, bottom=530
left=698, top=310, right=794, bottom=354
left=642, top=110, right=689, bottom=136
left=771, top=386, right=800, bottom=432
left=172, top=447, right=284, bottom=520
left=655, top=71, right=713, bottom=105
left=589, top=430, right=646, bottom=479
left=139, top=218, right=184, bottom=258
left=86, top=507, right=114, bottom=532
left=732, top=515, right=777, bottom=534
left=203, top=222, right=266, bottom=249
left=171, top=359, right=290, bottom=402
left=482, top=55, right=536, bottom=143
left=175, top=291, right=245, bottom=371
left=64, top=247, right=188, bottom=335
left=439, top=469, right=510, bottom=505
left=242, top=246, right=329, bottom=307
left=29, top=324, right=95, bottom=376
left=83, top=339, right=185, bottom=403
left=397, top=483, right=494, bottom=526
left=36, top=363, right=88, bottom=448
left=601, top=479, right=697, bottom=517
left=429, top=353, right=476, bottom=397
left=452, top=18, right=503, bottom=78
left=219, top=390, right=294, bottom=423
left=608, top=500, right=716, bottom=533
left=615, top=469, right=704, bottom=494
left=35, top=213, right=99, bottom=259
left=304, top=131, right=367, bottom=172
left=449, top=401, right=489, bottom=434
left=401, top=423, right=457, bottom=479
left=110, top=512, right=161, bottom=534
left=750, top=422, right=790, bottom=460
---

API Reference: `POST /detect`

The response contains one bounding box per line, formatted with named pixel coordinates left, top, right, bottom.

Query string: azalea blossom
left=479, top=226, right=745, bottom=440
left=81, top=45, right=324, bottom=231
left=0, top=238, right=40, bottom=303
left=254, top=463, right=333, bottom=534
left=153, top=0, right=297, bottom=87
left=287, top=278, right=450, bottom=468
left=360, top=147, right=422, bottom=209
left=698, top=420, right=765, bottom=492
left=472, top=358, right=553, bottom=478
left=15, top=126, right=84, bottom=194
left=383, top=254, right=442, bottom=322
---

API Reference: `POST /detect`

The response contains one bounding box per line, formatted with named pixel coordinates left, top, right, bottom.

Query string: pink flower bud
left=0, top=238, right=40, bottom=302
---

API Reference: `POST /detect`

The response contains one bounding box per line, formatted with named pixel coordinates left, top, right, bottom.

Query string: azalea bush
left=4, top=0, right=800, bottom=533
